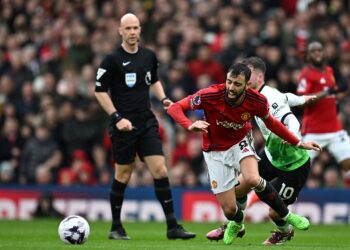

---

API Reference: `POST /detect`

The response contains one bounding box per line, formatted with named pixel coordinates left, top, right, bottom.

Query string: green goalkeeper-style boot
left=286, top=212, right=310, bottom=230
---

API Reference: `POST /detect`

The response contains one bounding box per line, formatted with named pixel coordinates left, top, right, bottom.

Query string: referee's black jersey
left=95, top=46, right=159, bottom=114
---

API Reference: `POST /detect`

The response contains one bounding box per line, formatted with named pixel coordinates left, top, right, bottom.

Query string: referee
left=95, top=13, right=195, bottom=240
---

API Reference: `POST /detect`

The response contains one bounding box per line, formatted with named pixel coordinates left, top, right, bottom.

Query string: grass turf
left=0, top=220, right=349, bottom=250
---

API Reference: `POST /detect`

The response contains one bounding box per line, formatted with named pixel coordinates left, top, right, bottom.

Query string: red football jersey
left=183, top=84, right=269, bottom=151
left=297, top=65, right=343, bottom=134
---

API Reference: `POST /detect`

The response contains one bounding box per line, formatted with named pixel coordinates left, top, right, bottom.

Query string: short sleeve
left=150, top=52, right=159, bottom=84
left=95, top=55, right=116, bottom=92
left=297, top=70, right=311, bottom=95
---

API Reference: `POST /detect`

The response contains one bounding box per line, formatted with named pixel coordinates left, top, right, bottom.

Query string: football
left=58, top=215, right=90, bottom=244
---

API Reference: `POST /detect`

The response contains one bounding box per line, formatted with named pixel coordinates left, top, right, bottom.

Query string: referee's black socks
left=154, top=177, right=178, bottom=229
left=110, top=179, right=127, bottom=231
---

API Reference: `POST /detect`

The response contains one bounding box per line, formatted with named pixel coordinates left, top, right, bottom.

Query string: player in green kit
left=206, top=57, right=315, bottom=245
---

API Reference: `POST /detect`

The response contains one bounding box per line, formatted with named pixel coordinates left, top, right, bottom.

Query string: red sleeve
left=263, top=114, right=300, bottom=145
left=167, top=97, right=193, bottom=129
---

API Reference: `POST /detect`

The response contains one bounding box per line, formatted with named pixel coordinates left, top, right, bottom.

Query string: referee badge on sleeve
left=125, top=73, right=136, bottom=88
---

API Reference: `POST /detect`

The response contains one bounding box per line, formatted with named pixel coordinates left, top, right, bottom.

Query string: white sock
left=276, top=223, right=293, bottom=233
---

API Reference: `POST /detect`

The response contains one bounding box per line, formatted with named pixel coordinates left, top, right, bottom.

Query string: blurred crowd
left=0, top=0, right=350, bottom=188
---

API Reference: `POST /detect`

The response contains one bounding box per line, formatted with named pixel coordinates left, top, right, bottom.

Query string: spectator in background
left=58, top=149, right=96, bottom=186
left=188, top=44, right=225, bottom=84
left=297, top=41, right=350, bottom=182
left=60, top=99, right=101, bottom=163
left=33, top=192, right=63, bottom=219
left=323, top=167, right=342, bottom=188
left=0, top=75, right=17, bottom=104
left=66, top=24, right=93, bottom=72
left=14, top=81, right=39, bottom=119
left=0, top=117, right=23, bottom=183
left=92, top=145, right=112, bottom=185
left=19, top=122, right=62, bottom=184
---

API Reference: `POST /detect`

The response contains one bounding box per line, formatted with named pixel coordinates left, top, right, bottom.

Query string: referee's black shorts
left=109, top=110, right=164, bottom=164
left=258, top=151, right=311, bottom=205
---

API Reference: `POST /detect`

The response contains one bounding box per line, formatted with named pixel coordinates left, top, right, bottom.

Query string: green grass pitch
left=0, top=220, right=349, bottom=250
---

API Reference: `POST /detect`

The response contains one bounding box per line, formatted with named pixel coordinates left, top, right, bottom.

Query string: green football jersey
left=256, top=85, right=309, bottom=171
left=265, top=133, right=309, bottom=170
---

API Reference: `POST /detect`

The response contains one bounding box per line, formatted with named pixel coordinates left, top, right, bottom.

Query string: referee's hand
left=116, top=118, right=134, bottom=132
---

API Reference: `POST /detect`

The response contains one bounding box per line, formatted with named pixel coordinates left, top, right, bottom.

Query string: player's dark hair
left=228, top=63, right=251, bottom=81
left=241, top=57, right=266, bottom=74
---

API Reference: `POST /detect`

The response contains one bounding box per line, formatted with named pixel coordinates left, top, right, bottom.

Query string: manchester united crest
left=211, top=180, right=218, bottom=189
left=241, top=112, right=251, bottom=121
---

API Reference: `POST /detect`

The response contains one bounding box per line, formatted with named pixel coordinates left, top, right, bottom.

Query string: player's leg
left=216, top=188, right=245, bottom=245
left=109, top=134, right=137, bottom=240
left=206, top=173, right=248, bottom=241
left=263, top=159, right=311, bottom=245
left=140, top=118, right=195, bottom=240
left=206, top=150, right=273, bottom=241
left=240, top=155, right=309, bottom=230
left=240, top=156, right=288, bottom=216
left=203, top=150, right=244, bottom=245
left=262, top=208, right=294, bottom=245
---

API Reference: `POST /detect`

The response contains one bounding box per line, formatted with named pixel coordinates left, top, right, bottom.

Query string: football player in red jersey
left=297, top=41, right=350, bottom=177
left=168, top=63, right=321, bottom=245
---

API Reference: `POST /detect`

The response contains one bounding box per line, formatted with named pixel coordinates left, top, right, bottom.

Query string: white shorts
left=303, top=130, right=350, bottom=163
left=203, top=135, right=259, bottom=194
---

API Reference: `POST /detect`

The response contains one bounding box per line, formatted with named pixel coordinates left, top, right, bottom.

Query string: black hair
left=241, top=57, right=266, bottom=74
left=227, top=63, right=251, bottom=81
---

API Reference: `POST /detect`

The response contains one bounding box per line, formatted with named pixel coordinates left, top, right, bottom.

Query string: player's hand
left=162, top=99, right=173, bottom=110
left=116, top=118, right=134, bottom=132
left=304, top=95, right=317, bottom=104
left=298, top=141, right=322, bottom=151
left=188, top=120, right=210, bottom=133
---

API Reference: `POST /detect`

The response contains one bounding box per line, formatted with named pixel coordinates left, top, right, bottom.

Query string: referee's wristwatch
left=110, top=111, right=123, bottom=124
left=161, top=97, right=169, bottom=104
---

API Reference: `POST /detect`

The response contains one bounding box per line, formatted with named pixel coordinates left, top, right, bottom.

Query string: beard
left=225, top=89, right=245, bottom=105
left=310, top=57, right=325, bottom=67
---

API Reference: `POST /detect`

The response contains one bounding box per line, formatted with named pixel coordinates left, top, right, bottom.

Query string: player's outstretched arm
left=263, top=114, right=322, bottom=151
left=297, top=141, right=322, bottom=151
left=167, top=99, right=193, bottom=129
left=285, top=92, right=316, bottom=107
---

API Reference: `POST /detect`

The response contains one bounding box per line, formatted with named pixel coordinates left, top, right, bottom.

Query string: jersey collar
left=258, top=83, right=266, bottom=92
left=121, top=44, right=139, bottom=54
